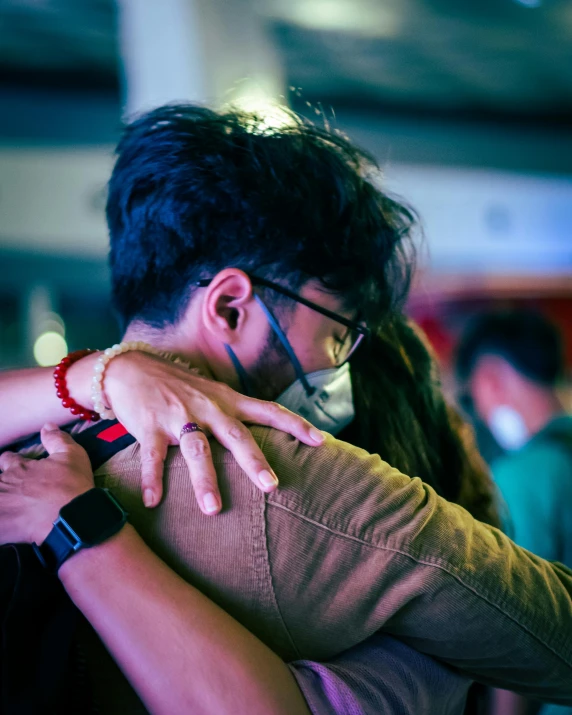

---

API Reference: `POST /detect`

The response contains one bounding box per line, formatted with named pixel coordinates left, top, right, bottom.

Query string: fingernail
left=309, top=428, right=325, bottom=444
left=143, top=488, right=155, bottom=507
left=203, top=492, right=220, bottom=513
left=259, top=470, right=279, bottom=488
left=43, top=422, right=59, bottom=432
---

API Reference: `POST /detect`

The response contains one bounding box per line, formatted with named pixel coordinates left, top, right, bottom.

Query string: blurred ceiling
left=267, top=0, right=572, bottom=125
left=0, top=0, right=118, bottom=90
left=0, top=0, right=571, bottom=126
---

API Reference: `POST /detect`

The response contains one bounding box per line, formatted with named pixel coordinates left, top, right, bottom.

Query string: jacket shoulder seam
left=256, top=429, right=302, bottom=659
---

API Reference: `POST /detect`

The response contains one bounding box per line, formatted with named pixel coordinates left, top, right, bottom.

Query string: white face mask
left=275, top=362, right=355, bottom=436
left=225, top=293, right=357, bottom=436
left=488, top=405, right=529, bottom=451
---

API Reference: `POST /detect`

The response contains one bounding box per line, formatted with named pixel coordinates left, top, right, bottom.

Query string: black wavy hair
left=455, top=309, right=564, bottom=387
left=342, top=315, right=501, bottom=528
left=107, top=104, right=416, bottom=331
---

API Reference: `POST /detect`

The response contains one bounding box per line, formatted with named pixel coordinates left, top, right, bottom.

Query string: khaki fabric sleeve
left=262, top=430, right=572, bottom=704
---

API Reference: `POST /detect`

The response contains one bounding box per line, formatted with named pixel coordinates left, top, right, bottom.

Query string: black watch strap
left=33, top=488, right=128, bottom=573
left=33, top=521, right=79, bottom=572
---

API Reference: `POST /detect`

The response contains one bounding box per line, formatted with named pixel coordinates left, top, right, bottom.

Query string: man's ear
left=200, top=268, right=255, bottom=342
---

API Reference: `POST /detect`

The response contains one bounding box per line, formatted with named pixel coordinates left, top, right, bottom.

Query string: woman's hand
left=93, top=351, right=325, bottom=513
left=0, top=425, right=94, bottom=545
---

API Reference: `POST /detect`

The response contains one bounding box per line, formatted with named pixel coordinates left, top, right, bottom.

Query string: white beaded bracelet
left=91, top=341, right=163, bottom=421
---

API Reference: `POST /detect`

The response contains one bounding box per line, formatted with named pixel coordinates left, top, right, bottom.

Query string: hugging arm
left=0, top=428, right=310, bottom=715
left=0, top=350, right=324, bottom=512
left=0, top=429, right=472, bottom=715
left=257, top=431, right=572, bottom=704
left=0, top=365, right=84, bottom=445
left=61, top=525, right=310, bottom=715
left=64, top=532, right=468, bottom=715
left=0, top=430, right=472, bottom=715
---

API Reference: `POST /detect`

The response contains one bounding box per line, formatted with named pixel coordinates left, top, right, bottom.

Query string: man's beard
left=248, top=328, right=296, bottom=401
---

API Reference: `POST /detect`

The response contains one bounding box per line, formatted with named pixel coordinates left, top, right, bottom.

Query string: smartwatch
left=33, top=487, right=128, bottom=572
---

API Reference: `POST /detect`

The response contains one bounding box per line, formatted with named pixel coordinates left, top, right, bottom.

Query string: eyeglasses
left=195, top=275, right=370, bottom=366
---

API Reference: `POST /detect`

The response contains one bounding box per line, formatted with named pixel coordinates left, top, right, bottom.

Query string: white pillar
left=117, top=0, right=286, bottom=118
left=117, top=0, right=207, bottom=117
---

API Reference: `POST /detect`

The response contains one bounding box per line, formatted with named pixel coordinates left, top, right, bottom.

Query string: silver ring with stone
left=180, top=422, right=204, bottom=439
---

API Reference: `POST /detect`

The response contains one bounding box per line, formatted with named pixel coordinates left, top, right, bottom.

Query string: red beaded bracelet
left=53, top=349, right=100, bottom=422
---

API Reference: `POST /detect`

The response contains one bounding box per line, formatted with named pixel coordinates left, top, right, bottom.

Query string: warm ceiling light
left=33, top=331, right=68, bottom=367
left=288, top=0, right=400, bottom=37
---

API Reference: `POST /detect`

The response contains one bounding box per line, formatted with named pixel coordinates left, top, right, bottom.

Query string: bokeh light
left=33, top=331, right=68, bottom=367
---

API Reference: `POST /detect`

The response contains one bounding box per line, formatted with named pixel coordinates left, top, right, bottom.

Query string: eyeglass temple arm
left=196, top=278, right=369, bottom=337
left=196, top=278, right=315, bottom=395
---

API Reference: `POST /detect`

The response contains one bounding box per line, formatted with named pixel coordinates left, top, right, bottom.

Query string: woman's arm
left=0, top=355, right=100, bottom=446
left=60, top=524, right=310, bottom=715
left=0, top=350, right=324, bottom=511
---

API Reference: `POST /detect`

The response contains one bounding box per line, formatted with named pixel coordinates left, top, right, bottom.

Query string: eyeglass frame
left=195, top=274, right=371, bottom=365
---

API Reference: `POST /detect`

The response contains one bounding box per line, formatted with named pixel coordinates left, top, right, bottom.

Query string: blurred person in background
left=456, top=309, right=572, bottom=715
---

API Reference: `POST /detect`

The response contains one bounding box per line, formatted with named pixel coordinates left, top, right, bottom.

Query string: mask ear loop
left=224, top=344, right=253, bottom=396
left=255, top=295, right=316, bottom=396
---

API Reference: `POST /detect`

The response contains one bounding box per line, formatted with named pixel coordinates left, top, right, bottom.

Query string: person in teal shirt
left=493, top=415, right=572, bottom=565
left=456, top=309, right=572, bottom=715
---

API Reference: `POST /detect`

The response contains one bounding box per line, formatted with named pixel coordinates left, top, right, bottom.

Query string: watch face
left=60, top=488, right=126, bottom=546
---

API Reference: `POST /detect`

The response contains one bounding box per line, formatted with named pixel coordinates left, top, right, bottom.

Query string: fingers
left=0, top=451, right=25, bottom=473
left=40, top=423, right=82, bottom=456
left=179, top=430, right=222, bottom=516
left=204, top=408, right=280, bottom=494
left=235, top=398, right=325, bottom=447
left=139, top=434, right=169, bottom=508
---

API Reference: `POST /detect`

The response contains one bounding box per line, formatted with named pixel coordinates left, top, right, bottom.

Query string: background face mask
left=488, top=405, right=529, bottom=452
left=275, top=362, right=355, bottom=436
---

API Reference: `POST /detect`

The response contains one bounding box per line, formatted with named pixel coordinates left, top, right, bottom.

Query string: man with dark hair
left=108, top=105, right=413, bottom=342
left=456, top=309, right=571, bottom=555
left=456, top=309, right=564, bottom=400
left=456, top=309, right=572, bottom=715
left=1, top=106, right=572, bottom=712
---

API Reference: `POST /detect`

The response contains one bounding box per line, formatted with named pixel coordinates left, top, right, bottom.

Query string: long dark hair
left=342, top=315, right=501, bottom=529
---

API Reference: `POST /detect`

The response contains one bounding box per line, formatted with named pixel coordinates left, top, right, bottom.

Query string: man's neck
left=122, top=322, right=214, bottom=380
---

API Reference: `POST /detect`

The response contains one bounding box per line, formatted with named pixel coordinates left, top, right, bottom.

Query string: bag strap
left=1, top=420, right=136, bottom=471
